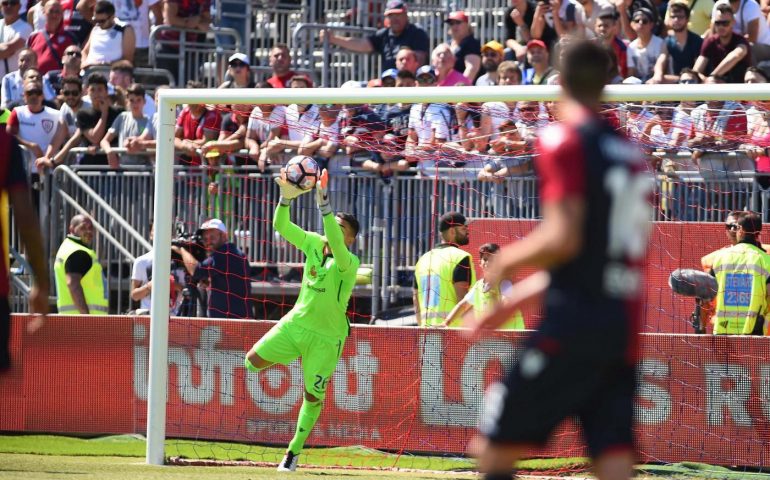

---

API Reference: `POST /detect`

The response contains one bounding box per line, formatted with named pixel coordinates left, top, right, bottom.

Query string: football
left=284, top=155, right=319, bottom=190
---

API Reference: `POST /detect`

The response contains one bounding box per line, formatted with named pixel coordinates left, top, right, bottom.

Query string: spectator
left=361, top=69, right=415, bottom=176
left=477, top=61, right=524, bottom=154
left=7, top=80, right=65, bottom=178
left=219, top=52, right=255, bottom=89
left=446, top=11, right=482, bottom=81
left=53, top=214, right=109, bottom=315
left=650, top=1, right=703, bottom=84
left=476, top=41, right=505, bottom=86
left=323, top=0, right=430, bottom=70
left=406, top=66, right=457, bottom=174
left=26, top=1, right=76, bottom=76
left=35, top=76, right=89, bottom=171
left=440, top=243, right=525, bottom=329
left=0, top=0, right=33, bottom=79
left=299, top=103, right=341, bottom=171
left=412, top=211, right=475, bottom=327
left=266, top=44, right=308, bottom=88
left=336, top=81, right=387, bottom=164
left=1, top=48, right=37, bottom=109
left=693, top=4, right=750, bottom=83
left=394, top=46, right=420, bottom=74
left=100, top=82, right=149, bottom=166
left=82, top=0, right=136, bottom=68
left=263, top=75, right=319, bottom=163
left=712, top=0, right=770, bottom=62
left=523, top=39, right=557, bottom=84
left=742, top=68, right=770, bottom=187
left=246, top=82, right=285, bottom=171
left=174, top=80, right=220, bottom=166
left=709, top=211, right=770, bottom=335
left=595, top=8, right=629, bottom=79
left=531, top=0, right=567, bottom=47
left=626, top=8, right=664, bottom=82
left=110, top=0, right=162, bottom=67
left=109, top=60, right=155, bottom=117
left=379, top=68, right=398, bottom=88
left=131, top=84, right=168, bottom=152
left=76, top=72, right=125, bottom=165
left=664, top=0, right=715, bottom=35
left=131, top=222, right=183, bottom=314
left=0, top=120, right=49, bottom=370
left=504, top=0, right=534, bottom=59
left=432, top=43, right=471, bottom=86
left=201, top=102, right=252, bottom=165
left=42, top=44, right=82, bottom=99
left=573, top=0, right=614, bottom=38
left=173, top=218, right=251, bottom=319
left=155, top=0, right=210, bottom=84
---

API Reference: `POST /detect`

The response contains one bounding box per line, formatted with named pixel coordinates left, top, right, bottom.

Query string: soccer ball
left=284, top=155, right=319, bottom=190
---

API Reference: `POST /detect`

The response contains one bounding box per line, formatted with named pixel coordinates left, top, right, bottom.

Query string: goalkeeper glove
left=275, top=170, right=309, bottom=205
left=315, top=168, right=332, bottom=215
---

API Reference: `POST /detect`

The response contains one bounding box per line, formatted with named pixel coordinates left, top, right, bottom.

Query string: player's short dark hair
left=336, top=212, right=360, bottom=237
left=95, top=0, right=115, bottom=16
left=126, top=83, right=145, bottom=97
left=738, top=211, right=762, bottom=236
left=560, top=40, right=610, bottom=104
left=87, top=72, right=108, bottom=88
left=439, top=212, right=467, bottom=232
left=479, top=243, right=500, bottom=257
left=396, top=69, right=416, bottom=81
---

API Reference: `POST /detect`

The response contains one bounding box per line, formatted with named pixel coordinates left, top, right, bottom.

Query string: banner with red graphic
left=2, top=315, right=769, bottom=467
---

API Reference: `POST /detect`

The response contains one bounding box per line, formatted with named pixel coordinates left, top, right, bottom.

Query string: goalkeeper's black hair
left=336, top=212, right=359, bottom=237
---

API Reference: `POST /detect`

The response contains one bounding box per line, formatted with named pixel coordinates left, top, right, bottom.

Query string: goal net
left=143, top=84, right=770, bottom=474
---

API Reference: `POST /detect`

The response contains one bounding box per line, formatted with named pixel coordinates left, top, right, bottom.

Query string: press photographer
left=172, top=218, right=252, bottom=319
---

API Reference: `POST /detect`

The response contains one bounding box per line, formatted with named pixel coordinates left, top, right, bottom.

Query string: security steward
left=413, top=211, right=475, bottom=327
left=710, top=211, right=770, bottom=335
left=54, top=214, right=108, bottom=314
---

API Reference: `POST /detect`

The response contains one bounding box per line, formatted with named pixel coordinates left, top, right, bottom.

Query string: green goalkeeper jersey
left=274, top=204, right=360, bottom=339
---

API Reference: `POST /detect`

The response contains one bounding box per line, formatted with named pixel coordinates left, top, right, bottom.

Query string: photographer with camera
left=172, top=218, right=251, bottom=319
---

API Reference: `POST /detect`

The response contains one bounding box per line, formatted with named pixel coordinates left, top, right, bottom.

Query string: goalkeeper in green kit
left=244, top=167, right=360, bottom=473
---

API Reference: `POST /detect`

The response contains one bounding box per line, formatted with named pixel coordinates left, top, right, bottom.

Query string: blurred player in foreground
left=440, top=243, right=524, bottom=330
left=244, top=168, right=360, bottom=472
left=0, top=128, right=48, bottom=371
left=467, top=40, right=652, bottom=480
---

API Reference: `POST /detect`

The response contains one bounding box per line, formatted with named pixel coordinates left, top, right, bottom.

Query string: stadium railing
left=292, top=24, right=378, bottom=87
left=148, top=25, right=242, bottom=87
left=16, top=145, right=768, bottom=316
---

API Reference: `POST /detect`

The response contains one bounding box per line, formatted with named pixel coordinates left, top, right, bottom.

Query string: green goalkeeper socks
left=287, top=397, right=323, bottom=454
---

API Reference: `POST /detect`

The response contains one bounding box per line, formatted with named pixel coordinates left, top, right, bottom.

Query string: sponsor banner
left=3, top=315, right=770, bottom=466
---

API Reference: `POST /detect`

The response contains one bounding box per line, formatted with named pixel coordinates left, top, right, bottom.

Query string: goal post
left=147, top=83, right=770, bottom=466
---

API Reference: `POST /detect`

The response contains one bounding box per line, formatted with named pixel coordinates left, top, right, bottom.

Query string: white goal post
left=147, top=83, right=770, bottom=465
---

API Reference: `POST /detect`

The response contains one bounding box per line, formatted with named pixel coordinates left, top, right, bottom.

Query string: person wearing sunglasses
left=692, top=5, right=750, bottom=83
left=219, top=52, right=255, bottom=89
left=82, top=0, right=136, bottom=69
left=0, top=48, right=37, bottom=110
left=42, top=46, right=82, bottom=99
left=26, top=1, right=76, bottom=75
left=0, top=0, right=31, bottom=79
left=445, top=11, right=482, bottom=82
left=649, top=1, right=703, bottom=84
left=710, top=0, right=770, bottom=62
left=626, top=8, right=663, bottom=82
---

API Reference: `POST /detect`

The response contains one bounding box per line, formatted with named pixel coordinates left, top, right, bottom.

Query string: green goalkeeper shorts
left=251, top=321, right=345, bottom=400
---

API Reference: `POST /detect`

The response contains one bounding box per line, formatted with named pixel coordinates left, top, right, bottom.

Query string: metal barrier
left=148, top=25, right=242, bottom=87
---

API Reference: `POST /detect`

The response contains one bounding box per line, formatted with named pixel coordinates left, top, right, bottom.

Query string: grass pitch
left=1, top=434, right=768, bottom=480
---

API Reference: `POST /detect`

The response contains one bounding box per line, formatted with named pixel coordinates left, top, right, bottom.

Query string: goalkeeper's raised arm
left=273, top=169, right=310, bottom=250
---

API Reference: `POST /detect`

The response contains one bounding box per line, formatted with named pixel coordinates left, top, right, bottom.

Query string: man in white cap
left=219, top=52, right=255, bottom=89
left=173, top=218, right=251, bottom=319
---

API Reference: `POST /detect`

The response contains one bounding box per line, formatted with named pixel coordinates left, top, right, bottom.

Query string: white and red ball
left=284, top=155, right=319, bottom=190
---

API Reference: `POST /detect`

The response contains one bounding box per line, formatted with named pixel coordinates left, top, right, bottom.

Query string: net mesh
left=156, top=93, right=770, bottom=474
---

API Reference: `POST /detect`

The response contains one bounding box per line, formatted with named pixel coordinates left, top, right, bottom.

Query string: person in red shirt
left=266, top=43, right=312, bottom=88
left=174, top=80, right=221, bottom=166
left=26, top=1, right=76, bottom=75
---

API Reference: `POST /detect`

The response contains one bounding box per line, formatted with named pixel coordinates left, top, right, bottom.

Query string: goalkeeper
left=244, top=168, right=360, bottom=473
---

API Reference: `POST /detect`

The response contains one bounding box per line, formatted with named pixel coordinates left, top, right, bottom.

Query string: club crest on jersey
left=41, top=119, right=54, bottom=133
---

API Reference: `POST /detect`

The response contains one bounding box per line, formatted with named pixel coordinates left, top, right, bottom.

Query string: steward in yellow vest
left=710, top=212, right=770, bottom=335
left=413, top=212, right=475, bottom=327
left=441, top=243, right=525, bottom=330
left=54, top=215, right=108, bottom=314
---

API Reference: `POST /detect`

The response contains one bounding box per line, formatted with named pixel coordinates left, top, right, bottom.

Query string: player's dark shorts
left=480, top=288, right=637, bottom=459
